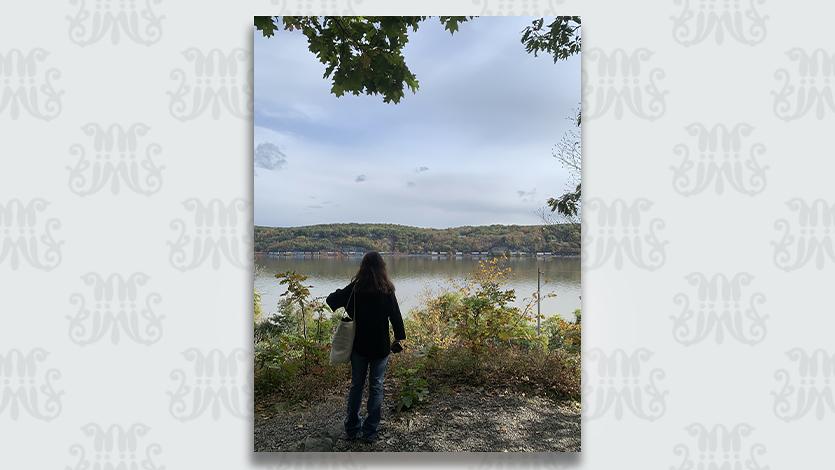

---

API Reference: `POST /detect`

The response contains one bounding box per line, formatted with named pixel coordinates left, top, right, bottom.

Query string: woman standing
left=326, top=251, right=406, bottom=443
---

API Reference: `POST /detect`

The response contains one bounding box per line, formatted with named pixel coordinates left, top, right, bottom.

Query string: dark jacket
left=326, top=281, right=406, bottom=359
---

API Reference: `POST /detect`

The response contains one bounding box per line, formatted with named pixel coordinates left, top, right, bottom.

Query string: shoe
left=360, top=434, right=378, bottom=444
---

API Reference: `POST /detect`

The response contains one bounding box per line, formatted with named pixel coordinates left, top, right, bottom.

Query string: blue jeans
left=345, top=350, right=389, bottom=439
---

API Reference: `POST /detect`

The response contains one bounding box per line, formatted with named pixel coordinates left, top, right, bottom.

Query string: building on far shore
left=261, top=249, right=568, bottom=258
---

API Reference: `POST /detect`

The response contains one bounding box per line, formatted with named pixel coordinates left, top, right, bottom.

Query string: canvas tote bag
left=329, top=286, right=356, bottom=364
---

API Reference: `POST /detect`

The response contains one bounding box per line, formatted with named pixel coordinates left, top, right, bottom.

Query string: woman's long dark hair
left=352, top=251, right=395, bottom=294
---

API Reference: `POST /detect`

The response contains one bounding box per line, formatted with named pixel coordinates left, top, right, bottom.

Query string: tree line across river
left=255, top=223, right=580, bottom=256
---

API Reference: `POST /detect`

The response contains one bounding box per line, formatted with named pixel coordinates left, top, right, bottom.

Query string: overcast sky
left=254, top=17, right=579, bottom=228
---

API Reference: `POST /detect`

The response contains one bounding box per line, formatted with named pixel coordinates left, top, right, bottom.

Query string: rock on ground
left=255, top=385, right=580, bottom=452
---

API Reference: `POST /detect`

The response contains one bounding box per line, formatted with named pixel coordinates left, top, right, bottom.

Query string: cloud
left=516, top=188, right=537, bottom=202
left=355, top=174, right=367, bottom=183
left=407, top=181, right=416, bottom=187
left=415, top=166, right=429, bottom=173
left=305, top=197, right=336, bottom=210
left=254, top=142, right=287, bottom=170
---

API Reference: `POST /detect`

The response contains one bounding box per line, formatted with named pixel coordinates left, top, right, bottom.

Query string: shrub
left=423, top=345, right=484, bottom=384
left=542, top=309, right=581, bottom=354
left=254, top=289, right=263, bottom=322
left=254, top=333, right=349, bottom=402
left=307, top=308, right=344, bottom=344
left=407, top=258, right=541, bottom=355
left=255, top=270, right=350, bottom=402
left=254, top=310, right=295, bottom=344
left=391, top=356, right=430, bottom=412
left=454, top=258, right=526, bottom=354
left=254, top=334, right=298, bottom=392
left=404, top=291, right=460, bottom=350
left=421, top=345, right=580, bottom=400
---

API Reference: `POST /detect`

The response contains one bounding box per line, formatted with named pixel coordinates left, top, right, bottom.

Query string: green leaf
left=254, top=16, right=278, bottom=38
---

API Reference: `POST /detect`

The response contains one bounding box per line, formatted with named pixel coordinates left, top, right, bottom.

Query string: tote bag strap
left=345, top=283, right=357, bottom=320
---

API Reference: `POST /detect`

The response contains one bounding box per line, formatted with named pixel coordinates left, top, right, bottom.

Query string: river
left=255, top=255, right=580, bottom=320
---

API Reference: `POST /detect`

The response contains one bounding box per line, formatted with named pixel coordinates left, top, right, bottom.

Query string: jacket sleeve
left=326, top=282, right=354, bottom=314
left=389, top=293, right=406, bottom=341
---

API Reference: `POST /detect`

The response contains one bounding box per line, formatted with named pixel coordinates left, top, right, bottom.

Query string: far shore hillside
left=254, top=223, right=580, bottom=257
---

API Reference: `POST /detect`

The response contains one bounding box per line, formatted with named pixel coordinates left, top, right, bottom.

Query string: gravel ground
left=255, top=384, right=580, bottom=452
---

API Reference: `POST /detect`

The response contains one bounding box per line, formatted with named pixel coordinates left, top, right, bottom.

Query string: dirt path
left=255, top=385, right=580, bottom=452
